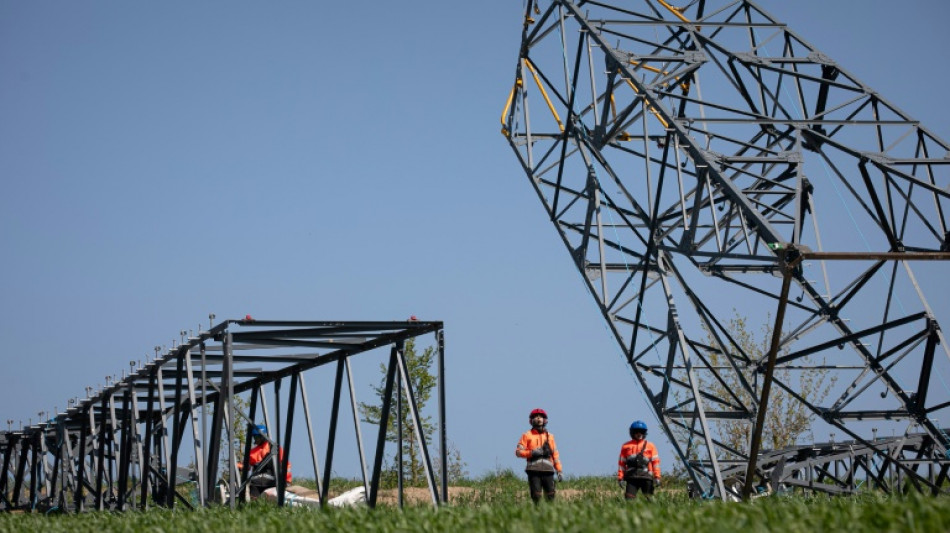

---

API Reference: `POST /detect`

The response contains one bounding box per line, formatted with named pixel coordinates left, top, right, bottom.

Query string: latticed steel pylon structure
left=503, top=0, right=950, bottom=499
left=1, top=319, right=447, bottom=512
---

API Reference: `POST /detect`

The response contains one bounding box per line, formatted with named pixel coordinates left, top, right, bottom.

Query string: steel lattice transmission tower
left=503, top=0, right=950, bottom=499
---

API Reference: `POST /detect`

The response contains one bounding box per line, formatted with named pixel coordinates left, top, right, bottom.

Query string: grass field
left=3, top=472, right=949, bottom=532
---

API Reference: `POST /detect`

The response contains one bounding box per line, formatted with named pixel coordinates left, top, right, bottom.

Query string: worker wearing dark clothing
left=515, top=408, right=563, bottom=502
left=617, top=420, right=660, bottom=499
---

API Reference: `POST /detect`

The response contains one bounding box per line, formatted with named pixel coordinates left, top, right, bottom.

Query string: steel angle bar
left=367, top=345, right=399, bottom=508
left=321, top=358, right=346, bottom=506
left=298, top=374, right=324, bottom=499
left=116, top=389, right=131, bottom=510
left=395, top=347, right=440, bottom=505
left=183, top=349, right=206, bottom=506
left=276, top=374, right=298, bottom=507
left=343, top=358, right=369, bottom=499
left=437, top=330, right=448, bottom=503
left=200, top=353, right=326, bottom=363
left=234, top=384, right=266, bottom=502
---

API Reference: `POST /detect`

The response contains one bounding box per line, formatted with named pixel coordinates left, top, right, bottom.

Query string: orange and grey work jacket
left=238, top=441, right=292, bottom=483
left=617, top=439, right=660, bottom=481
left=516, top=429, right=562, bottom=474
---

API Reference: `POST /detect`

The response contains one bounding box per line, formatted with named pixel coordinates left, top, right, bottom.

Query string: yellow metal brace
left=500, top=58, right=565, bottom=136
left=621, top=75, right=669, bottom=129
left=524, top=58, right=565, bottom=132
left=500, top=78, right=521, bottom=136
left=656, top=0, right=691, bottom=23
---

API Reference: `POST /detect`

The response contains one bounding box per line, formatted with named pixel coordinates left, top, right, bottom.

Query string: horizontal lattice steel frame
left=0, top=319, right=447, bottom=512
left=504, top=0, right=950, bottom=499
left=699, top=431, right=950, bottom=499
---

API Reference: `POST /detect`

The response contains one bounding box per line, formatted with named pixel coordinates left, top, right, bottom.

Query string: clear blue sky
left=1, top=1, right=948, bottom=480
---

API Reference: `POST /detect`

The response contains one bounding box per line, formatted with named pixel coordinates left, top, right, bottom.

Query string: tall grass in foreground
left=2, top=474, right=949, bottom=533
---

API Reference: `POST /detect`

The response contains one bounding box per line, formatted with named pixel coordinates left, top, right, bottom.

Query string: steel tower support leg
left=277, top=373, right=298, bottom=507
left=368, top=345, right=399, bottom=508
left=128, top=386, right=144, bottom=509
left=224, top=331, right=236, bottom=509
left=238, top=386, right=259, bottom=501
left=28, top=435, right=39, bottom=511
left=75, top=411, right=88, bottom=512
left=273, top=378, right=282, bottom=506
left=167, top=353, right=185, bottom=508
left=155, top=364, right=171, bottom=506
left=139, top=369, right=156, bottom=510
left=299, top=374, right=325, bottom=498
left=320, top=358, right=345, bottom=506
left=0, top=435, right=13, bottom=510
left=207, top=332, right=234, bottom=506
left=437, top=329, right=448, bottom=503
left=342, top=360, right=365, bottom=499
left=743, top=262, right=795, bottom=500
left=38, top=425, right=51, bottom=504
left=11, top=437, right=28, bottom=510
left=94, top=396, right=108, bottom=511
left=658, top=262, right=728, bottom=499
left=183, top=348, right=206, bottom=506
left=107, top=392, right=121, bottom=502
left=395, top=346, right=440, bottom=505
left=396, top=361, right=403, bottom=508
left=205, top=390, right=224, bottom=503
left=49, top=425, right=63, bottom=510
left=117, top=388, right=132, bottom=510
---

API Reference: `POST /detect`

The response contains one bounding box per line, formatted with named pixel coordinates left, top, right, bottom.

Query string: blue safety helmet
left=250, top=424, right=268, bottom=437
left=629, top=420, right=648, bottom=438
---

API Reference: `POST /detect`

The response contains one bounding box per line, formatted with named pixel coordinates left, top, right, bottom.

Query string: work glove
left=617, top=479, right=624, bottom=489
left=557, top=472, right=563, bottom=483
left=654, top=477, right=661, bottom=488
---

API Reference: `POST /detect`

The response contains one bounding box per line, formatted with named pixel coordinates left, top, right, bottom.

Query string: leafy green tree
left=359, top=339, right=466, bottom=485
left=223, top=393, right=250, bottom=478
left=701, top=312, right=837, bottom=456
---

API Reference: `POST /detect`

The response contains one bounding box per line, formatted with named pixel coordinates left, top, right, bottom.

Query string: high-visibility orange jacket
left=617, top=439, right=660, bottom=481
left=241, top=441, right=292, bottom=483
left=515, top=429, right=562, bottom=473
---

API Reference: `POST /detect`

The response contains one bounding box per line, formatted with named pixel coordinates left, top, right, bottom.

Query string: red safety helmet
left=529, top=408, right=548, bottom=419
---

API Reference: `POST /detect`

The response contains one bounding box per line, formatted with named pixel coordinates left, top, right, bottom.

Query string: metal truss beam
left=705, top=431, right=950, bottom=499
left=1, top=319, right=447, bottom=513
left=504, top=0, right=950, bottom=500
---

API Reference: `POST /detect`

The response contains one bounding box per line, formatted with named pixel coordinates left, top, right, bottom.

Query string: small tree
left=702, top=312, right=837, bottom=456
left=223, top=393, right=250, bottom=478
left=359, top=339, right=466, bottom=485
left=436, top=442, right=469, bottom=483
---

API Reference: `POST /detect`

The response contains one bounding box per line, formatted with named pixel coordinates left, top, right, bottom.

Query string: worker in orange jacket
left=515, top=408, right=563, bottom=502
left=237, top=424, right=292, bottom=498
left=617, top=420, right=660, bottom=499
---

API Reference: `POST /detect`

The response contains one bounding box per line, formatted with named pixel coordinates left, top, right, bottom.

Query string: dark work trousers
left=527, top=471, right=557, bottom=502
left=624, top=477, right=655, bottom=499
left=248, top=473, right=276, bottom=498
